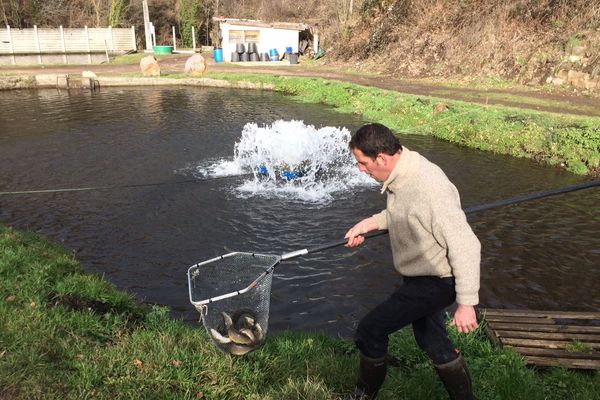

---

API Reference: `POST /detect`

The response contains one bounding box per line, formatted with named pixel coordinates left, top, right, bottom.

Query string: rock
left=569, top=55, right=581, bottom=63
left=184, top=54, right=208, bottom=75
left=556, top=69, right=569, bottom=80
left=82, top=70, right=97, bottom=78
left=545, top=76, right=553, bottom=84
left=433, top=102, right=449, bottom=113
left=584, top=76, right=599, bottom=91
left=571, top=46, right=586, bottom=57
left=567, top=70, right=589, bottom=89
left=551, top=77, right=565, bottom=86
left=140, top=55, right=161, bottom=77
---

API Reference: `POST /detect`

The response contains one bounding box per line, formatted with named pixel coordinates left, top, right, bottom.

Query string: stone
left=556, top=69, right=569, bottom=80
left=567, top=70, right=589, bottom=89
left=140, top=55, right=161, bottom=77
left=571, top=46, right=586, bottom=57
left=82, top=70, right=97, bottom=78
left=551, top=77, right=565, bottom=86
left=433, top=102, right=449, bottom=113
left=184, top=54, right=208, bottom=75
left=545, top=76, right=553, bottom=84
left=569, top=55, right=581, bottom=63
left=584, top=76, right=599, bottom=91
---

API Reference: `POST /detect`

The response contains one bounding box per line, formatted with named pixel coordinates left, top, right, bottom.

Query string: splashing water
left=192, top=120, right=375, bottom=203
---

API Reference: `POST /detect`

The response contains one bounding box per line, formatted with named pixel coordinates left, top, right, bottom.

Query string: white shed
left=215, top=18, right=314, bottom=62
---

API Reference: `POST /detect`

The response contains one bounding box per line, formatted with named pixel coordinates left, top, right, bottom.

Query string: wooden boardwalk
left=481, top=308, right=600, bottom=369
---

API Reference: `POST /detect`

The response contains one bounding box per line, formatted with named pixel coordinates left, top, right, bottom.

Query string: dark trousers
left=355, top=276, right=459, bottom=365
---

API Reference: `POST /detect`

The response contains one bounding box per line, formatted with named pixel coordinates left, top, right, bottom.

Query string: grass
left=1, top=224, right=600, bottom=399
left=190, top=72, right=600, bottom=175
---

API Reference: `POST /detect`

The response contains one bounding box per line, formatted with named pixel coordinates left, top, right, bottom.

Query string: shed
left=214, top=18, right=317, bottom=62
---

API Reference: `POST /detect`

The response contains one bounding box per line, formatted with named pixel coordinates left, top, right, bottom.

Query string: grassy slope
left=194, top=72, right=599, bottom=176
left=1, top=226, right=599, bottom=399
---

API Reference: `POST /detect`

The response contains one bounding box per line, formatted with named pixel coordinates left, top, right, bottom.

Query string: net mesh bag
left=188, top=252, right=280, bottom=355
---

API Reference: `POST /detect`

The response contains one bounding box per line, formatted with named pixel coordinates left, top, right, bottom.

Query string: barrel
left=247, top=43, right=258, bottom=53
left=236, top=43, right=246, bottom=53
left=231, top=52, right=240, bottom=62
left=288, top=53, right=299, bottom=64
left=213, top=48, right=223, bottom=63
left=260, top=52, right=270, bottom=62
left=269, top=48, right=279, bottom=61
left=240, top=52, right=250, bottom=62
left=250, top=52, right=260, bottom=62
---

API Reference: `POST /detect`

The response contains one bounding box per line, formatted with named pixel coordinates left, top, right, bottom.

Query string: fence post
left=85, top=25, right=91, bottom=64
left=108, top=26, right=114, bottom=51
left=6, top=25, right=15, bottom=65
left=192, top=26, right=196, bottom=52
left=34, top=25, right=42, bottom=64
left=172, top=26, right=176, bottom=52
left=60, top=25, right=67, bottom=63
left=131, top=26, right=136, bottom=50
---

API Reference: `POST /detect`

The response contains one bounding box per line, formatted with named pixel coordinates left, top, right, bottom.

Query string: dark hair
left=349, top=123, right=402, bottom=158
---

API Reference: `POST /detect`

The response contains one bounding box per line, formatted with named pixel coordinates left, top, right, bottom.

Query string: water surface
left=0, top=87, right=598, bottom=338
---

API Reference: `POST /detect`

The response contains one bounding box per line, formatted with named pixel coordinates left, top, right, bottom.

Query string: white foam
left=194, top=120, right=376, bottom=203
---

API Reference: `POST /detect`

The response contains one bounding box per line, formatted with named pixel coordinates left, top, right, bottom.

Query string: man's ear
left=375, top=153, right=388, bottom=166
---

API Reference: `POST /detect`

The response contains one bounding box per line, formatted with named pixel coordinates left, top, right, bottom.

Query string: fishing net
left=188, top=252, right=280, bottom=355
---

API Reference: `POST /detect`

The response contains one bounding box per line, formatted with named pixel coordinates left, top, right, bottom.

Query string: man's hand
left=450, top=304, right=479, bottom=333
left=344, top=217, right=379, bottom=247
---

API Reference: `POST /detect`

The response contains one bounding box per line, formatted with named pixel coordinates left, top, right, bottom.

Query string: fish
left=239, top=328, right=255, bottom=342
left=252, top=322, right=264, bottom=343
left=210, top=328, right=231, bottom=344
left=227, top=342, right=256, bottom=356
left=227, top=326, right=254, bottom=345
left=221, top=311, right=233, bottom=329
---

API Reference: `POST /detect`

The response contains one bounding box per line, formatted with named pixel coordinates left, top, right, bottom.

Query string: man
left=345, top=123, right=480, bottom=399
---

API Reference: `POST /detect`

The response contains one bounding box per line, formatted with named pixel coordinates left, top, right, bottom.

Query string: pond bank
left=1, top=224, right=599, bottom=399
left=1, top=71, right=598, bottom=177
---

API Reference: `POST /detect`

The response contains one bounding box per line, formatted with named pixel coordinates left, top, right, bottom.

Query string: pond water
left=0, top=87, right=598, bottom=338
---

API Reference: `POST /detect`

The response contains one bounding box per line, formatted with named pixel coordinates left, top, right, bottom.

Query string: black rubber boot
left=434, top=354, right=474, bottom=400
left=354, top=353, right=387, bottom=399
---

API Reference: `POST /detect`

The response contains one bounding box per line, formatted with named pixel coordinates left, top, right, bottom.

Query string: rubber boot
left=434, top=354, right=474, bottom=400
left=354, top=353, right=387, bottom=399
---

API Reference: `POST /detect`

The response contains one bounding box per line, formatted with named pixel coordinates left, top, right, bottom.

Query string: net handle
left=189, top=180, right=598, bottom=307
left=280, top=179, right=599, bottom=261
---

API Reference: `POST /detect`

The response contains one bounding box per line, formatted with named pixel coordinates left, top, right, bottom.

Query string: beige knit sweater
left=372, top=147, right=481, bottom=306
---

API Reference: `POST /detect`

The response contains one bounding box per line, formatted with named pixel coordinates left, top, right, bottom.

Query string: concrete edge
left=0, top=74, right=276, bottom=91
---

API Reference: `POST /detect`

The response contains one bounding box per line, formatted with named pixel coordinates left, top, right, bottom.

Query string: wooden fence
left=0, top=26, right=136, bottom=64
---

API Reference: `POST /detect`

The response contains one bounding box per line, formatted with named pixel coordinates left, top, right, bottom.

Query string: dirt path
left=3, top=54, right=600, bottom=117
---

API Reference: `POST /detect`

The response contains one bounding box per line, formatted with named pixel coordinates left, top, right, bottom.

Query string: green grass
left=1, top=225, right=600, bottom=399
left=193, top=73, right=600, bottom=175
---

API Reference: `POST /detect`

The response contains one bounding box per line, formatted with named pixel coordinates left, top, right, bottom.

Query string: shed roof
left=214, top=18, right=309, bottom=31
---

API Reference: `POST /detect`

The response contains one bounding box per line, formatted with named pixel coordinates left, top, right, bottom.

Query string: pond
left=0, top=86, right=598, bottom=338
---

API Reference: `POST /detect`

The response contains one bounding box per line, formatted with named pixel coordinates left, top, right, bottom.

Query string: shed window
left=229, top=30, right=260, bottom=44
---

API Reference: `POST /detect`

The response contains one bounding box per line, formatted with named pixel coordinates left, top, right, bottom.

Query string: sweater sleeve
left=430, top=189, right=481, bottom=306
left=372, top=210, right=388, bottom=230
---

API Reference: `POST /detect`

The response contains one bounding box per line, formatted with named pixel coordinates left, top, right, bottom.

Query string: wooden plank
left=489, top=323, right=600, bottom=334
left=502, top=338, right=600, bottom=350
left=482, top=309, right=600, bottom=320
left=486, top=316, right=558, bottom=324
left=508, top=346, right=600, bottom=360
left=523, top=356, right=600, bottom=369
left=495, top=330, right=600, bottom=342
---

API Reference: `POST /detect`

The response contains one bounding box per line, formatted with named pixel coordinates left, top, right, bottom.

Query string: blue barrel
left=269, top=48, right=279, bottom=61
left=285, top=46, right=293, bottom=53
left=213, top=48, right=223, bottom=63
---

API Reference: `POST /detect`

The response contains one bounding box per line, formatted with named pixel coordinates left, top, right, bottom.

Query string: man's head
left=349, top=123, right=402, bottom=182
